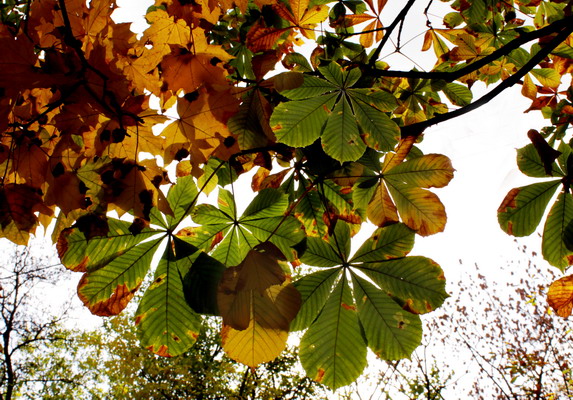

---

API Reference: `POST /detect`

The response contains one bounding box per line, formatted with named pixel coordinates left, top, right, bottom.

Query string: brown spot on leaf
left=315, top=368, right=325, bottom=383
left=149, top=344, right=172, bottom=358
left=402, top=299, right=419, bottom=314
left=75, top=213, right=109, bottom=240
left=78, top=278, right=140, bottom=317
left=129, top=218, right=147, bottom=235
left=341, top=302, right=356, bottom=311
left=498, top=188, right=519, bottom=213
left=210, top=231, right=224, bottom=250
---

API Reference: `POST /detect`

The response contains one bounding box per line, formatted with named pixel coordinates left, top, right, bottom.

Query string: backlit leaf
left=351, top=274, right=422, bottom=360
left=498, top=180, right=561, bottom=236
left=299, top=276, right=367, bottom=389
left=542, top=191, right=573, bottom=271
left=547, top=275, right=573, bottom=318
left=136, top=244, right=202, bottom=357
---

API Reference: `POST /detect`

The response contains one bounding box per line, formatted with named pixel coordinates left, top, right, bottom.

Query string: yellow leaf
left=217, top=243, right=299, bottom=331
left=385, top=183, right=447, bottom=236
left=221, top=319, right=288, bottom=367
left=367, top=183, right=399, bottom=227
left=382, top=136, right=416, bottom=172
left=143, top=10, right=191, bottom=55
left=530, top=68, right=561, bottom=89
left=548, top=275, right=573, bottom=318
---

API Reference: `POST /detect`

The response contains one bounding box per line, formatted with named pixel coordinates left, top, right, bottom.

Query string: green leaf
left=228, top=44, right=255, bottom=80
left=217, top=189, right=237, bottom=219
left=270, top=93, right=337, bottom=147
left=136, top=245, right=202, bottom=357
left=241, top=188, right=287, bottom=220
left=299, top=276, right=367, bottom=389
left=283, top=52, right=314, bottom=72
left=350, top=223, right=415, bottom=263
left=351, top=274, right=422, bottom=360
left=78, top=237, right=164, bottom=316
left=294, top=182, right=328, bottom=238
left=498, top=180, right=561, bottom=236
left=166, top=175, right=198, bottom=229
left=349, top=95, right=398, bottom=152
left=318, top=62, right=346, bottom=86
left=291, top=268, right=341, bottom=331
left=321, top=96, right=366, bottom=162
left=279, top=76, right=338, bottom=99
left=58, top=218, right=159, bottom=272
left=301, top=236, right=344, bottom=268
left=557, top=141, right=572, bottom=175
left=211, top=225, right=259, bottom=266
left=360, top=256, right=448, bottom=314
left=442, top=82, right=473, bottom=107
left=191, top=204, right=232, bottom=225
left=348, top=88, right=398, bottom=113
left=517, top=143, right=564, bottom=177
left=183, top=251, right=226, bottom=315
left=542, top=191, right=573, bottom=271
left=530, top=68, right=561, bottom=88
left=443, top=11, right=464, bottom=28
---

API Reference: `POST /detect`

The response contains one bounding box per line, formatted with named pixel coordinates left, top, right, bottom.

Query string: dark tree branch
left=368, top=0, right=418, bottom=67
left=401, top=20, right=573, bottom=138
left=373, top=14, right=573, bottom=81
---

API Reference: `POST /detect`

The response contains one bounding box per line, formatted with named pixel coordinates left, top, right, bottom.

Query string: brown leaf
left=527, top=129, right=561, bottom=176
left=217, top=242, right=299, bottom=331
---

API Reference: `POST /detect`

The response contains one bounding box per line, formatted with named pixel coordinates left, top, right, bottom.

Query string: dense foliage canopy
left=1, top=0, right=572, bottom=389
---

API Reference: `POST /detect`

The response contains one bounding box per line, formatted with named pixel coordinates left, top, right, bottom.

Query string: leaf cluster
left=0, top=0, right=572, bottom=389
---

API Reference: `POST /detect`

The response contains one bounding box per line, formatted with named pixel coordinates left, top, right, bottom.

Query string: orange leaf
left=548, top=275, right=573, bottom=318
left=163, top=87, right=239, bottom=174
left=246, top=21, right=290, bottom=53
left=101, top=159, right=172, bottom=221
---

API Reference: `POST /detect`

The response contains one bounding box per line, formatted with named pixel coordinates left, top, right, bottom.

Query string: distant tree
left=357, top=244, right=573, bottom=399
left=0, top=243, right=77, bottom=399
left=20, top=312, right=327, bottom=400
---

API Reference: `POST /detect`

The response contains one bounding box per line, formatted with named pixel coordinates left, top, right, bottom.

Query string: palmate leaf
left=187, top=188, right=305, bottom=264
left=295, top=222, right=447, bottom=389
left=270, top=62, right=399, bottom=162
left=57, top=175, right=206, bottom=356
